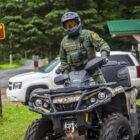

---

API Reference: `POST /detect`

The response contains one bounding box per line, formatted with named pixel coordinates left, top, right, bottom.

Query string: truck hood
left=9, top=72, right=50, bottom=82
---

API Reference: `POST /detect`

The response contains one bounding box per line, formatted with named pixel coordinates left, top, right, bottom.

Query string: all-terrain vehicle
left=25, top=57, right=140, bottom=140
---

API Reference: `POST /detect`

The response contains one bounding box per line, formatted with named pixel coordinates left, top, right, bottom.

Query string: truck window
left=108, top=55, right=134, bottom=66
left=41, top=59, right=60, bottom=73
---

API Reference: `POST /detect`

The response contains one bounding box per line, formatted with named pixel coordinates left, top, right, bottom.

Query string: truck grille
left=9, top=82, right=13, bottom=90
left=55, top=102, right=77, bottom=111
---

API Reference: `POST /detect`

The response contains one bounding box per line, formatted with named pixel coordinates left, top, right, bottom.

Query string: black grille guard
left=28, top=83, right=116, bottom=116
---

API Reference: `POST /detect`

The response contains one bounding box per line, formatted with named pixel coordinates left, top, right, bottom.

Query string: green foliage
left=137, top=99, right=140, bottom=105
left=0, top=58, right=27, bottom=70
left=0, top=0, right=139, bottom=63
left=0, top=103, right=41, bottom=140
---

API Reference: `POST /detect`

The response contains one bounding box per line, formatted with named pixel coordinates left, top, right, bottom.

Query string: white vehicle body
left=97, top=51, right=140, bottom=87
left=7, top=59, right=61, bottom=103
left=7, top=51, right=140, bottom=103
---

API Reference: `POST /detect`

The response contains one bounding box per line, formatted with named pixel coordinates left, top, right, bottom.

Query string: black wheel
left=135, top=105, right=140, bottom=140
left=29, top=88, right=44, bottom=100
left=25, top=85, right=47, bottom=105
left=24, top=117, right=62, bottom=140
left=100, top=113, right=133, bottom=140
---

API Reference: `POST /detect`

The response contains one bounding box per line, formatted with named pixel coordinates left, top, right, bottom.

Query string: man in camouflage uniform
left=60, top=12, right=110, bottom=83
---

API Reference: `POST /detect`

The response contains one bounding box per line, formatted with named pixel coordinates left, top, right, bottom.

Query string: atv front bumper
left=28, top=87, right=112, bottom=116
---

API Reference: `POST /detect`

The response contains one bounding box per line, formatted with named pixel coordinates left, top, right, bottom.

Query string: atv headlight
left=13, top=82, right=22, bottom=89
left=35, top=99, right=42, bottom=107
left=98, top=92, right=106, bottom=100
left=43, top=102, right=49, bottom=109
left=90, top=97, right=96, bottom=103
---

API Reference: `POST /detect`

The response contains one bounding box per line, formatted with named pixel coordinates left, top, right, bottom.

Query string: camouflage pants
left=92, top=68, right=106, bottom=83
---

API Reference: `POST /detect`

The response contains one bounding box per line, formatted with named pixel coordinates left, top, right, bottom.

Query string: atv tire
left=24, top=117, right=54, bottom=140
left=135, top=105, right=140, bottom=140
left=100, top=113, right=133, bottom=140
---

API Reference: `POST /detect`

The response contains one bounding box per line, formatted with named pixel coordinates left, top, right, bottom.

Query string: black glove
left=102, top=57, right=109, bottom=64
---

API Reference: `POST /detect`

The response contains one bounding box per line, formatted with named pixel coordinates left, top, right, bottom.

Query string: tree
left=0, top=0, right=139, bottom=63
left=0, top=0, right=24, bottom=63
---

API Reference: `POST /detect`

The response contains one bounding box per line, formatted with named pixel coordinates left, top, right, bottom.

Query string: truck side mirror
left=55, top=67, right=62, bottom=74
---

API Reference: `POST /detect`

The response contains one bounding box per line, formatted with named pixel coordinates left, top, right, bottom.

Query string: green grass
left=136, top=99, right=140, bottom=105
left=0, top=59, right=27, bottom=70
left=0, top=103, right=41, bottom=140
left=1, top=100, right=140, bottom=140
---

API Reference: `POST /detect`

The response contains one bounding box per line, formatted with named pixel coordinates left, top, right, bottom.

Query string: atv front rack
left=29, top=82, right=118, bottom=116
left=35, top=82, right=117, bottom=94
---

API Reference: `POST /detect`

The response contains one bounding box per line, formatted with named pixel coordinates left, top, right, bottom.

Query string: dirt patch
left=0, top=87, right=23, bottom=106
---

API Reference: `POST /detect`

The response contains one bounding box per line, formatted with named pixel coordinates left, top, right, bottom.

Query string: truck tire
left=24, top=117, right=53, bottom=140
left=100, top=113, right=133, bottom=140
left=25, top=85, right=47, bottom=105
left=29, top=88, right=44, bottom=100
left=135, top=105, right=140, bottom=140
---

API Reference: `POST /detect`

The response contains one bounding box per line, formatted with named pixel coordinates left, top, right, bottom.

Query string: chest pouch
left=69, top=50, right=81, bottom=65
left=78, top=48, right=88, bottom=64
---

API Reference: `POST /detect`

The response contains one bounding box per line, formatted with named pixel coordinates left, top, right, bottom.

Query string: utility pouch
left=78, top=49, right=88, bottom=61
left=70, top=51, right=81, bottom=64
left=66, top=55, right=71, bottom=64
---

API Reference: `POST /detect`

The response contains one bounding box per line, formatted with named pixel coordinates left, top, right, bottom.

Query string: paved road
left=0, top=60, right=45, bottom=88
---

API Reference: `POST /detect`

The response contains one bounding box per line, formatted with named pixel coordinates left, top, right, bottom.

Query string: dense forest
left=0, top=0, right=139, bottom=63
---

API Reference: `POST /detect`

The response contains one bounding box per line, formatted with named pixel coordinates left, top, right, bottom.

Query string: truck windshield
left=41, top=59, right=60, bottom=73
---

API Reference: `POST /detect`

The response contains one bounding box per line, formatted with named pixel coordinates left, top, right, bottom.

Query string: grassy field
left=0, top=59, right=27, bottom=70
left=0, top=100, right=140, bottom=140
left=0, top=103, right=41, bottom=140
left=137, top=99, right=140, bottom=105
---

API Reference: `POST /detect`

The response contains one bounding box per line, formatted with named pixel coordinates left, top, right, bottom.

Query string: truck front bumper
left=6, top=88, right=26, bottom=102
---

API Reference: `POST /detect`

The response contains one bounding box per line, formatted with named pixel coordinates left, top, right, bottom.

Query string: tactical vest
left=63, top=29, right=96, bottom=70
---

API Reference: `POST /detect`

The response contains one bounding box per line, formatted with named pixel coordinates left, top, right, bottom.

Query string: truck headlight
left=13, top=82, right=22, bottom=89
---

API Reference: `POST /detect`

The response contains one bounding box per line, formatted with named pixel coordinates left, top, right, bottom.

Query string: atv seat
left=101, top=61, right=131, bottom=88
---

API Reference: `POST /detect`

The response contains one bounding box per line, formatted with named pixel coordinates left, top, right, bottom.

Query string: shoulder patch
left=92, top=33, right=98, bottom=38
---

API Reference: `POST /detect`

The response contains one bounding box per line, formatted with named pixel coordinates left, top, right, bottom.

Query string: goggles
left=64, top=20, right=77, bottom=29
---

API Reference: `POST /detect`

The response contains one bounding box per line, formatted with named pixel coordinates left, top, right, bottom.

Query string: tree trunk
left=10, top=54, right=12, bottom=64
left=48, top=46, right=59, bottom=63
left=0, top=89, right=2, bottom=116
left=48, top=46, right=53, bottom=63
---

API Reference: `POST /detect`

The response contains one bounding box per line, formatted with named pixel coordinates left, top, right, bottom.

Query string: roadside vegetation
left=137, top=99, right=140, bottom=105
left=0, top=0, right=139, bottom=64
left=0, top=59, right=27, bottom=70
left=0, top=103, right=41, bottom=140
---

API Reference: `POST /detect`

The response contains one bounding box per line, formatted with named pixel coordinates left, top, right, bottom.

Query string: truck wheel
left=24, top=117, right=62, bottom=140
left=100, top=113, right=133, bottom=140
left=135, top=105, right=140, bottom=140
left=29, top=88, right=44, bottom=100
left=25, top=86, right=47, bottom=105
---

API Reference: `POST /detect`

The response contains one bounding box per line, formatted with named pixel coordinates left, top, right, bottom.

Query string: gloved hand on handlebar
left=101, top=51, right=109, bottom=64
left=102, top=57, right=109, bottom=64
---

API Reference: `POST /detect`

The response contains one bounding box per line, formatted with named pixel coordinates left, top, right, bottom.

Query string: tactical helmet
left=61, top=12, right=81, bottom=37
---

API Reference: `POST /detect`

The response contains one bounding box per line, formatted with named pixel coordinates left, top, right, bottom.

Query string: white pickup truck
left=6, top=51, right=140, bottom=104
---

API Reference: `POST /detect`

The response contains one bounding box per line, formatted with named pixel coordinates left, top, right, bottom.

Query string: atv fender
left=125, top=88, right=139, bottom=136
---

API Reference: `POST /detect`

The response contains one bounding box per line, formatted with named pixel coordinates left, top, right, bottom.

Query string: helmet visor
left=64, top=20, right=77, bottom=29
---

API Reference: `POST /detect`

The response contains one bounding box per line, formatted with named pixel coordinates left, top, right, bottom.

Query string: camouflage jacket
left=60, top=29, right=110, bottom=73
